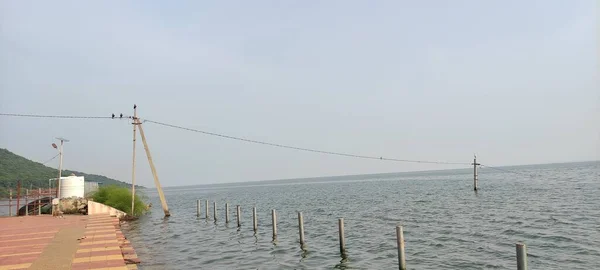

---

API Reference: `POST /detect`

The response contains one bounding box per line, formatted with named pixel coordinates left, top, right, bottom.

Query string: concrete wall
left=87, top=200, right=127, bottom=219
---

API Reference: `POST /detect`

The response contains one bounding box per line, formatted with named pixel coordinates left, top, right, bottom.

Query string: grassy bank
left=90, top=185, right=148, bottom=217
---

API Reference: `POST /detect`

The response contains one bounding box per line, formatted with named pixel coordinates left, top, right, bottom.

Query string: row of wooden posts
left=196, top=200, right=529, bottom=270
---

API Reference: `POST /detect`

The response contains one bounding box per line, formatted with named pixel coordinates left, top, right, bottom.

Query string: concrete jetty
left=0, top=215, right=139, bottom=270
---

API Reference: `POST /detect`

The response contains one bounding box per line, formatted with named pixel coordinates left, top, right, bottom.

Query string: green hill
left=0, top=148, right=140, bottom=197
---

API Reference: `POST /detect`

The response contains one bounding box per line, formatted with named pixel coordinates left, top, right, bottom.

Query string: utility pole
left=53, top=137, right=69, bottom=199
left=131, top=104, right=138, bottom=215
left=136, top=113, right=170, bottom=216
left=472, top=154, right=480, bottom=191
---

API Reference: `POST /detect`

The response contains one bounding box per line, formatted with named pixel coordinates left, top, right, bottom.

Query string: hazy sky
left=1, top=1, right=598, bottom=187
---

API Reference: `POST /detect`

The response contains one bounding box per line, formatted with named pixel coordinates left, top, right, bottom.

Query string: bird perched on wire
left=111, top=113, right=115, bottom=119
left=120, top=113, right=123, bottom=119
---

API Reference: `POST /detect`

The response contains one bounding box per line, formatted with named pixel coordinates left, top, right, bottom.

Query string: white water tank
left=60, top=176, right=85, bottom=198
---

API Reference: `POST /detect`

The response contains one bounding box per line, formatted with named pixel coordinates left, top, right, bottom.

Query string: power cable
left=41, top=154, right=60, bottom=165
left=0, top=113, right=116, bottom=119
left=143, top=119, right=471, bottom=165
left=3, top=112, right=521, bottom=168
left=480, top=164, right=531, bottom=177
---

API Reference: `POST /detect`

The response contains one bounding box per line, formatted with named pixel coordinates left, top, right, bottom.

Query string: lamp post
left=52, top=137, right=69, bottom=199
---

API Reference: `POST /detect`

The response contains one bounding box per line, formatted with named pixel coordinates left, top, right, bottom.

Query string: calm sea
left=120, top=161, right=599, bottom=269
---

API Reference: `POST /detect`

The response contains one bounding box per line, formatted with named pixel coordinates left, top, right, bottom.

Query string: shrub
left=90, top=185, right=148, bottom=216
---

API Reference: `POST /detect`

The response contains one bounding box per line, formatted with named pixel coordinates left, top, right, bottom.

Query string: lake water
left=120, top=162, right=599, bottom=269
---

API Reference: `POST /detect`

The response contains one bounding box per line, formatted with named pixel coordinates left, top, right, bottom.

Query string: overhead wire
left=3, top=112, right=530, bottom=171
left=41, top=153, right=60, bottom=165
left=0, top=113, right=116, bottom=119
left=142, top=119, right=471, bottom=165
left=480, top=164, right=530, bottom=176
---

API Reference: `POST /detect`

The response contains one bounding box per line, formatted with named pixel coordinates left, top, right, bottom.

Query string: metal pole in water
left=472, top=154, right=480, bottom=191
left=298, top=212, right=306, bottom=250
left=225, top=203, right=230, bottom=223
left=396, top=225, right=406, bottom=270
left=516, top=243, right=528, bottom=270
left=214, top=201, right=218, bottom=222
left=205, top=200, right=209, bottom=220
left=252, top=207, right=258, bottom=232
left=236, top=205, right=241, bottom=227
left=197, top=200, right=200, bottom=217
left=339, top=218, right=346, bottom=257
left=271, top=209, right=277, bottom=240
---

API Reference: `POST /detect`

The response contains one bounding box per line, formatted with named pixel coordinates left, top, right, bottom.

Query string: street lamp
left=52, top=137, right=69, bottom=199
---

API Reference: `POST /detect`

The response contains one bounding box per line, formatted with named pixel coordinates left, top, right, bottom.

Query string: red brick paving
left=0, top=216, right=83, bottom=269
left=73, top=249, right=123, bottom=258
left=0, top=214, right=139, bottom=270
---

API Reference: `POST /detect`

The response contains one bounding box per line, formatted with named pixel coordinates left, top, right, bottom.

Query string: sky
left=0, top=1, right=598, bottom=187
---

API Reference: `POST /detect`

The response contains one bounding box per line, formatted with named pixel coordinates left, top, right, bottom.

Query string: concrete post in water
left=298, top=212, right=306, bottom=250
left=38, top=188, right=42, bottom=215
left=25, top=189, right=29, bottom=216
left=472, top=154, right=480, bottom=191
left=271, top=209, right=277, bottom=240
left=225, top=203, right=230, bottom=223
left=236, top=205, right=241, bottom=227
left=136, top=118, right=170, bottom=216
left=205, top=200, right=209, bottom=220
left=197, top=200, right=201, bottom=217
left=252, top=207, right=258, bottom=232
left=516, top=243, right=528, bottom=270
left=396, top=225, right=406, bottom=270
left=214, top=201, right=218, bottom=222
left=339, top=218, right=346, bottom=257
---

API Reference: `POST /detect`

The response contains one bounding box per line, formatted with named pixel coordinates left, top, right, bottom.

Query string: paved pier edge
left=0, top=215, right=141, bottom=270
left=71, top=215, right=141, bottom=270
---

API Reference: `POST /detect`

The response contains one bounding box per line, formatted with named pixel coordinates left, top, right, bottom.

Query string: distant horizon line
left=4, top=148, right=597, bottom=189
left=164, top=159, right=598, bottom=188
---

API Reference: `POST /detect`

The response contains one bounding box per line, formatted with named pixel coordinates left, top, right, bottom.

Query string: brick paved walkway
left=0, top=215, right=139, bottom=270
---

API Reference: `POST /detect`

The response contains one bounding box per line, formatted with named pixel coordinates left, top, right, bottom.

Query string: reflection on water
left=120, top=162, right=600, bottom=270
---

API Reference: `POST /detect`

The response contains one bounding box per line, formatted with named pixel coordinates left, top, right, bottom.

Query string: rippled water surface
left=121, top=162, right=600, bottom=269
